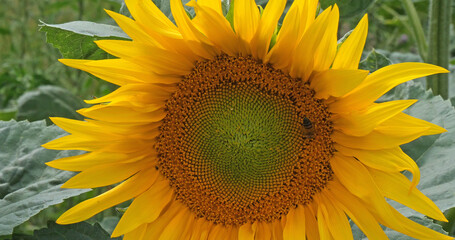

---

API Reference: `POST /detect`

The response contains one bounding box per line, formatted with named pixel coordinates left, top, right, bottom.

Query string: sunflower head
left=43, top=0, right=451, bottom=239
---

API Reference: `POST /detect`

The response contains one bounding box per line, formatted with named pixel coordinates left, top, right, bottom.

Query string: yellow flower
left=43, top=0, right=451, bottom=239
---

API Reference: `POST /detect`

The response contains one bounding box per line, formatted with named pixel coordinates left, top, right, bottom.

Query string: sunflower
left=43, top=0, right=452, bottom=239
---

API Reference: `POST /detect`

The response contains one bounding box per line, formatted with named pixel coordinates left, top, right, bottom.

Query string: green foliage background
left=0, top=0, right=454, bottom=239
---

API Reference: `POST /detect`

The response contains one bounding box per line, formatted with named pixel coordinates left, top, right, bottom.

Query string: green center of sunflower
left=157, top=55, right=334, bottom=225
left=186, top=84, right=302, bottom=201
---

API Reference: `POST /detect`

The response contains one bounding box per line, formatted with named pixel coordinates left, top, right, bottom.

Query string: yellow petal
left=141, top=201, right=188, bottom=239
left=95, top=40, right=194, bottom=75
left=250, top=0, right=286, bottom=59
left=59, top=58, right=182, bottom=85
left=369, top=168, right=447, bottom=222
left=270, top=219, right=284, bottom=240
left=187, top=0, right=239, bottom=55
left=45, top=151, right=147, bottom=171
left=331, top=153, right=386, bottom=198
left=51, top=118, right=158, bottom=143
left=125, top=0, right=179, bottom=38
left=42, top=134, right=147, bottom=153
left=49, top=117, right=113, bottom=137
left=196, top=0, right=222, bottom=14
left=327, top=182, right=388, bottom=240
left=283, top=206, right=305, bottom=240
left=332, top=14, right=368, bottom=70
left=330, top=63, right=449, bottom=113
left=77, top=105, right=165, bottom=123
left=333, top=100, right=417, bottom=136
left=378, top=112, right=446, bottom=135
left=335, top=144, right=420, bottom=189
left=112, top=177, right=174, bottom=237
left=57, top=167, right=158, bottom=224
left=170, top=0, right=208, bottom=43
left=313, top=4, right=339, bottom=72
left=255, top=221, right=272, bottom=240
left=238, top=222, right=257, bottom=240
left=159, top=207, right=192, bottom=240
left=78, top=119, right=161, bottom=138
left=207, top=224, right=223, bottom=240
left=332, top=126, right=429, bottom=150
left=234, top=0, right=260, bottom=53
left=299, top=0, right=318, bottom=32
left=290, top=7, right=333, bottom=80
left=265, top=0, right=317, bottom=69
left=85, top=83, right=175, bottom=104
left=316, top=203, right=333, bottom=240
left=105, top=10, right=160, bottom=46
left=304, top=205, right=320, bottom=240
left=311, top=69, right=369, bottom=99
left=127, top=0, right=212, bottom=62
left=62, top=161, right=150, bottom=188
left=264, top=4, right=300, bottom=69
left=376, top=199, right=452, bottom=240
left=331, top=154, right=452, bottom=240
left=123, top=223, right=147, bottom=240
left=126, top=0, right=213, bottom=61
left=190, top=218, right=212, bottom=240
left=317, top=192, right=353, bottom=240
left=226, top=226, right=240, bottom=240
left=58, top=59, right=144, bottom=86
left=170, top=0, right=218, bottom=59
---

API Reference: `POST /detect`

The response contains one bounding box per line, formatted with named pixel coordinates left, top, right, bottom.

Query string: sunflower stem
left=401, top=0, right=428, bottom=61
left=426, top=0, right=451, bottom=99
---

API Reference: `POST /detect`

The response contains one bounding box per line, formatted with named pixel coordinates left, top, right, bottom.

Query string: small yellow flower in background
left=43, top=0, right=452, bottom=239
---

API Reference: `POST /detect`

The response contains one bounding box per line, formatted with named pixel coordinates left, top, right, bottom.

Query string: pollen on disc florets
left=156, top=55, right=334, bottom=226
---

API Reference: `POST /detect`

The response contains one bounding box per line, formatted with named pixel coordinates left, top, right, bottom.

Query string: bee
left=302, top=117, right=315, bottom=139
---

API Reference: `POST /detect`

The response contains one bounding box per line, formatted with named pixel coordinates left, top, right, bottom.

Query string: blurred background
left=0, top=0, right=121, bottom=121
left=0, top=0, right=454, bottom=237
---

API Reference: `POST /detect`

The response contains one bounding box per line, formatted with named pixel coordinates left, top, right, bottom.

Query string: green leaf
left=119, top=1, right=132, bottom=18
left=152, top=0, right=171, bottom=18
left=39, top=21, right=129, bottom=60
left=225, top=0, right=235, bottom=29
left=0, top=120, right=89, bottom=236
left=320, top=0, right=375, bottom=19
left=31, top=221, right=120, bottom=240
left=221, top=0, right=229, bottom=16
left=99, top=216, right=120, bottom=235
left=359, top=49, right=393, bottom=72
left=377, top=50, right=423, bottom=64
left=15, top=86, right=85, bottom=125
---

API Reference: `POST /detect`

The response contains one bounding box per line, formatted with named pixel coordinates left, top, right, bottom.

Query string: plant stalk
left=401, top=0, right=428, bottom=61
left=426, top=0, right=451, bottom=99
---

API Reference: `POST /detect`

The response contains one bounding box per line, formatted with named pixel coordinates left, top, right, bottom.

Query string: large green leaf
left=31, top=221, right=120, bottom=240
left=0, top=120, right=89, bottom=236
left=320, top=0, right=375, bottom=19
left=16, top=86, right=84, bottom=125
left=352, top=81, right=455, bottom=238
left=39, top=21, right=129, bottom=60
